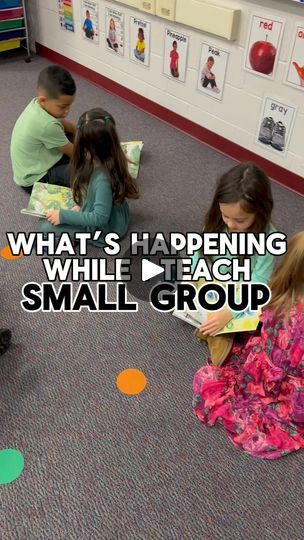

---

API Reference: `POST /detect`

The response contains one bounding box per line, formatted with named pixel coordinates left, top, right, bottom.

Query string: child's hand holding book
left=198, top=307, right=233, bottom=337
left=46, top=210, right=60, bottom=226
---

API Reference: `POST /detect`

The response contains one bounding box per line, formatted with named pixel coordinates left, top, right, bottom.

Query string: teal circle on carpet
left=0, top=449, right=24, bottom=484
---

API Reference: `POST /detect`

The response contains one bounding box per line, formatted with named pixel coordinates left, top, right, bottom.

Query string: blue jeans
left=134, top=49, right=145, bottom=61
left=21, top=154, right=71, bottom=194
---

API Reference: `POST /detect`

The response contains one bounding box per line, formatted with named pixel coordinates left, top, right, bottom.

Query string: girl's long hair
left=267, top=231, right=304, bottom=318
left=204, top=162, right=273, bottom=234
left=71, top=108, right=139, bottom=206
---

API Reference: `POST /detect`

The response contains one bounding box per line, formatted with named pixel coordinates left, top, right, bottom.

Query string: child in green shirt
left=10, top=64, right=76, bottom=192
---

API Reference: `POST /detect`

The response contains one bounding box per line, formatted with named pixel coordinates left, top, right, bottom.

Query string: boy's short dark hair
left=37, top=65, right=76, bottom=98
left=208, top=56, right=214, bottom=62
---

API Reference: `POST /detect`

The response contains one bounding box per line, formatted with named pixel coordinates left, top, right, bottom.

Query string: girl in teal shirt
left=41, top=108, right=139, bottom=246
left=192, top=162, right=275, bottom=365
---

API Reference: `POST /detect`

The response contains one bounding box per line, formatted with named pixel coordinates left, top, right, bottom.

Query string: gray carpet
left=0, top=53, right=304, bottom=540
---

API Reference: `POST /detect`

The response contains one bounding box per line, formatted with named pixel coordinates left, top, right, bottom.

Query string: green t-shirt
left=10, top=98, right=69, bottom=187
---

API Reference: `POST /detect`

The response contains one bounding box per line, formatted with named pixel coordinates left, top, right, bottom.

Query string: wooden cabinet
left=156, top=0, right=176, bottom=21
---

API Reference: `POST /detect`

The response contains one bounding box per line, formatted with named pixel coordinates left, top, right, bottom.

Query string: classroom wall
left=27, top=0, right=304, bottom=182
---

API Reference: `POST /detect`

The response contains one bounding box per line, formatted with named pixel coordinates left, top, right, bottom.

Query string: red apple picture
left=249, top=37, right=276, bottom=75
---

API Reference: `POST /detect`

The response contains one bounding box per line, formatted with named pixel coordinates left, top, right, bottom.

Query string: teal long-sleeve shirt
left=191, top=224, right=276, bottom=318
left=40, top=168, right=129, bottom=247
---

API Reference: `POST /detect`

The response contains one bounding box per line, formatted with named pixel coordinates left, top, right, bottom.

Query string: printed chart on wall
left=285, top=24, right=304, bottom=91
left=130, top=17, right=151, bottom=67
left=163, top=29, right=189, bottom=83
left=197, top=43, right=229, bottom=101
left=105, top=7, right=124, bottom=56
left=244, top=12, right=285, bottom=79
left=58, top=0, right=74, bottom=32
left=81, top=0, right=99, bottom=44
left=256, top=96, right=297, bottom=156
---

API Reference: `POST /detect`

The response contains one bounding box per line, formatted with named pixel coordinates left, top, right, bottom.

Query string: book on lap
left=21, top=183, right=74, bottom=219
left=172, top=305, right=261, bottom=334
left=172, top=282, right=261, bottom=335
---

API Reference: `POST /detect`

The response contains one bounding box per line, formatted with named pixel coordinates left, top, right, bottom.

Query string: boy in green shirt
left=10, top=64, right=76, bottom=192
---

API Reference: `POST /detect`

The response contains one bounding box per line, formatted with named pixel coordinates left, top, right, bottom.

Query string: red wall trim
left=36, top=43, right=304, bottom=197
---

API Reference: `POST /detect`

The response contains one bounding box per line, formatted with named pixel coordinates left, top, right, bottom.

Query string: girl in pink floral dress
left=193, top=231, right=304, bottom=459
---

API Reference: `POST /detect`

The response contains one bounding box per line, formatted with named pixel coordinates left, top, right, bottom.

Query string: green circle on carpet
left=0, top=449, right=24, bottom=484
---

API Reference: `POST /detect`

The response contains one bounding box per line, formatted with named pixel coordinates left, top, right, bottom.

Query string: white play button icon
left=121, top=238, right=181, bottom=303
left=141, top=259, right=164, bottom=282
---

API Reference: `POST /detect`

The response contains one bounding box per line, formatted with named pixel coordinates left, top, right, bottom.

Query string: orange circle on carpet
left=0, top=245, right=23, bottom=260
left=116, top=369, right=147, bottom=395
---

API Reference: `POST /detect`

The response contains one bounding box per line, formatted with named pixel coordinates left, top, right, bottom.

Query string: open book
left=172, top=283, right=261, bottom=335
left=21, top=183, right=74, bottom=218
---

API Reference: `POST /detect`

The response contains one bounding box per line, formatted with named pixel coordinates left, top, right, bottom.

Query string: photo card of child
left=244, top=12, right=285, bottom=79
left=285, top=23, right=304, bottom=91
left=163, top=28, right=189, bottom=83
left=130, top=17, right=151, bottom=67
left=256, top=95, right=297, bottom=156
left=82, top=0, right=99, bottom=44
left=105, top=7, right=124, bottom=56
left=197, top=43, right=229, bottom=101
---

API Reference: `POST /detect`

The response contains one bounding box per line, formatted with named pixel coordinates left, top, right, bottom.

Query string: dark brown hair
left=204, top=162, right=273, bottom=234
left=71, top=108, right=139, bottom=206
left=37, top=65, right=76, bottom=98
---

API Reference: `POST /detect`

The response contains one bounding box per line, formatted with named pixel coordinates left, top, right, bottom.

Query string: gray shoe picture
left=258, top=116, right=275, bottom=144
left=271, top=121, right=286, bottom=151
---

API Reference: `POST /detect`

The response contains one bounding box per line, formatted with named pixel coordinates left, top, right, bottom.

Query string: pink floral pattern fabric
left=192, top=302, right=304, bottom=459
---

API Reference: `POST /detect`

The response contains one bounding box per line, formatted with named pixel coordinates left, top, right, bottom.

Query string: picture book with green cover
left=172, top=282, right=261, bottom=335
left=21, top=183, right=74, bottom=219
